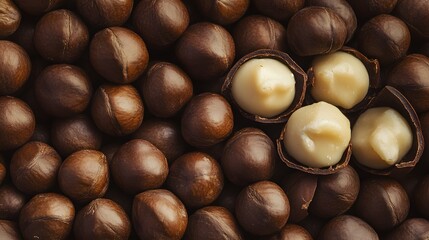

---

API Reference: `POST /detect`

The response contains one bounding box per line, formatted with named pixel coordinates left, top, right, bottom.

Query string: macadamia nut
left=352, top=107, right=412, bottom=169
left=232, top=58, right=295, bottom=118
left=283, top=101, right=351, bottom=168
left=311, top=51, right=369, bottom=109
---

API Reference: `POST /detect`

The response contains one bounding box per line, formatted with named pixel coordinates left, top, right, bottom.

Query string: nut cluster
left=1, top=0, right=429, bottom=239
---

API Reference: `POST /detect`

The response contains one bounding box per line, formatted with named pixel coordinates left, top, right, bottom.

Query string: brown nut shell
left=306, top=47, right=381, bottom=114
left=352, top=86, right=424, bottom=176
left=74, top=198, right=131, bottom=240
left=280, top=171, right=317, bottom=223
left=184, top=206, right=243, bottom=240
left=222, top=49, right=307, bottom=123
left=132, top=189, right=188, bottom=240
left=19, top=193, right=75, bottom=240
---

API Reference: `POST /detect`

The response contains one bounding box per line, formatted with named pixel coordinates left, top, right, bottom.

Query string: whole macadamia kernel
left=352, top=107, right=413, bottom=169
left=232, top=58, right=296, bottom=118
left=311, top=51, right=369, bottom=109
left=283, top=101, right=351, bottom=168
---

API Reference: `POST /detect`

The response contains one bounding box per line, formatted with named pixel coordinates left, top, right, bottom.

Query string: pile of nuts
left=1, top=0, right=429, bottom=239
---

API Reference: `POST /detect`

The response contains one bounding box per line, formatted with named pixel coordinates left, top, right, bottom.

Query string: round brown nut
left=232, top=15, right=288, bottom=58
left=192, top=0, right=249, bottom=25
left=90, top=27, right=149, bottom=84
left=235, top=181, right=290, bottom=236
left=252, top=0, right=305, bottom=21
left=286, top=6, right=347, bottom=56
left=58, top=150, right=109, bottom=203
left=0, top=96, right=35, bottom=151
left=132, top=119, right=188, bottom=163
left=0, top=184, right=27, bottom=221
left=133, top=0, right=189, bottom=48
left=0, top=0, right=21, bottom=37
left=140, top=62, right=193, bottom=118
left=19, top=193, right=75, bottom=240
left=358, top=14, right=410, bottom=65
left=132, top=189, right=188, bottom=240
left=34, top=64, right=93, bottom=118
left=0, top=41, right=31, bottom=96
left=221, top=128, right=276, bottom=186
left=10, top=141, right=61, bottom=195
left=318, top=215, right=378, bottom=240
left=185, top=206, right=243, bottom=240
left=175, top=22, right=235, bottom=81
left=14, top=0, right=66, bottom=16
left=51, top=114, right=103, bottom=157
left=91, top=84, right=144, bottom=136
left=33, top=9, right=89, bottom=63
left=111, top=139, right=168, bottom=194
left=74, top=198, right=131, bottom=240
left=166, top=152, right=224, bottom=209
left=76, top=0, right=134, bottom=29
left=181, top=93, right=233, bottom=148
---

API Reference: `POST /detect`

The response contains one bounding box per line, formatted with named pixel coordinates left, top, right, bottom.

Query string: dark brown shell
left=352, top=86, right=424, bottom=176
left=306, top=47, right=381, bottom=114
left=222, top=49, right=307, bottom=123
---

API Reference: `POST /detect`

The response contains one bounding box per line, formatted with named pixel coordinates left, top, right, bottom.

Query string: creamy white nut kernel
left=283, top=101, right=351, bottom=168
left=232, top=58, right=295, bottom=118
left=311, top=51, right=369, bottom=109
left=352, top=107, right=413, bottom=169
